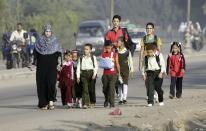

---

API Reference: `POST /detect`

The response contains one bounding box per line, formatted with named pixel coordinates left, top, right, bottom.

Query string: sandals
left=48, top=101, right=55, bottom=110
left=40, top=105, right=48, bottom=110
left=48, top=105, right=55, bottom=110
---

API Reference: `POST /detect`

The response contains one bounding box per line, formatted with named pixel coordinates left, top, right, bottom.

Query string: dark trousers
left=146, top=70, right=164, bottom=104
left=102, top=74, right=117, bottom=107
left=170, top=77, right=183, bottom=98
left=81, top=70, right=96, bottom=106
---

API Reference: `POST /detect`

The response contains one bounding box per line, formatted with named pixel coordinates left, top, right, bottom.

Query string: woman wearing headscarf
left=34, top=24, right=62, bottom=110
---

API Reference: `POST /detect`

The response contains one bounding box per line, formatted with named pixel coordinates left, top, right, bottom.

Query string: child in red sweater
left=167, top=42, right=186, bottom=99
left=58, top=50, right=74, bottom=108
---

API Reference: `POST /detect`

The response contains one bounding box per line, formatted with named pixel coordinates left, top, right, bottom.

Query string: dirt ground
left=84, top=89, right=206, bottom=131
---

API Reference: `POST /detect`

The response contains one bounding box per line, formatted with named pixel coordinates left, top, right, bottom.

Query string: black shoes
left=123, top=100, right=127, bottom=104
left=119, top=100, right=127, bottom=105
left=118, top=101, right=123, bottom=105
left=104, top=101, right=109, bottom=108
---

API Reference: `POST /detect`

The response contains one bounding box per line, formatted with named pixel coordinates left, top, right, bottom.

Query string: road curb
left=0, top=52, right=205, bottom=81
left=0, top=68, right=35, bottom=81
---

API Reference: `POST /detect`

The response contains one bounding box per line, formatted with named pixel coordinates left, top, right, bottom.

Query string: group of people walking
left=34, top=15, right=186, bottom=110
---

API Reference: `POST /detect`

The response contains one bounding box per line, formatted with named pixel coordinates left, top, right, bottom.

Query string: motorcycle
left=191, top=34, right=204, bottom=51
left=10, top=41, right=21, bottom=68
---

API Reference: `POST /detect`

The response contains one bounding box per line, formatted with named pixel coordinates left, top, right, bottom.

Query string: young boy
left=139, top=22, right=163, bottom=102
left=141, top=44, right=166, bottom=107
left=101, top=40, right=120, bottom=108
left=76, top=44, right=98, bottom=109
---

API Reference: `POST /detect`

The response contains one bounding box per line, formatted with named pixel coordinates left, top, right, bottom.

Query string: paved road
left=0, top=43, right=205, bottom=131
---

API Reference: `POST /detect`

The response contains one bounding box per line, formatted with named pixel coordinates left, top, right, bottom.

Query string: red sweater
left=102, top=51, right=117, bottom=75
left=167, top=53, right=186, bottom=77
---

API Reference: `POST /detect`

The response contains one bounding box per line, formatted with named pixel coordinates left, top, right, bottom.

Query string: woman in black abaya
left=34, top=24, right=62, bottom=110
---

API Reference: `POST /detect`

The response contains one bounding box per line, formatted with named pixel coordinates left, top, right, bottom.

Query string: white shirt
left=10, top=30, right=27, bottom=43
left=76, top=55, right=98, bottom=78
left=141, top=53, right=166, bottom=76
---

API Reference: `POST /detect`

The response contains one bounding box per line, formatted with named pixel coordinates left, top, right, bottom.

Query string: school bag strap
left=122, top=28, right=136, bottom=56
left=145, top=54, right=161, bottom=70
left=143, top=35, right=158, bottom=48
left=80, top=55, right=95, bottom=70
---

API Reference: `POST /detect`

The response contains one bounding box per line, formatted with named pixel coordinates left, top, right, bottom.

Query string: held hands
left=113, top=42, right=118, bottom=47
left=143, top=73, right=147, bottom=81
left=129, top=71, right=134, bottom=79
left=92, top=74, right=96, bottom=80
left=158, top=72, right=163, bottom=79
left=181, top=69, right=185, bottom=74
left=77, top=78, right=80, bottom=83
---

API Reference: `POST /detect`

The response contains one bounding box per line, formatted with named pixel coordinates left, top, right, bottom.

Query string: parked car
left=129, top=28, right=146, bottom=51
left=75, top=20, right=108, bottom=56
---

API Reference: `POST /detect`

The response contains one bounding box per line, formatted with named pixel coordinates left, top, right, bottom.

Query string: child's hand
left=181, top=69, right=185, bottom=74
left=77, top=78, right=80, bottom=83
left=158, top=72, right=163, bottom=78
left=129, top=72, right=134, bottom=79
left=57, top=65, right=62, bottom=71
left=92, top=74, right=96, bottom=79
left=143, top=74, right=147, bottom=81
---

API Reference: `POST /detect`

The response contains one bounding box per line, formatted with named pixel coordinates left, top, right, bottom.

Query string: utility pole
left=16, top=0, right=20, bottom=22
left=110, top=0, right=114, bottom=27
left=185, top=0, right=192, bottom=53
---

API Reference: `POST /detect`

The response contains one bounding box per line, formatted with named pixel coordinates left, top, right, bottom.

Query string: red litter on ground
left=109, top=108, right=122, bottom=116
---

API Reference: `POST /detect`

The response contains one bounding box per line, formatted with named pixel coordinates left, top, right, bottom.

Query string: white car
left=129, top=30, right=146, bottom=51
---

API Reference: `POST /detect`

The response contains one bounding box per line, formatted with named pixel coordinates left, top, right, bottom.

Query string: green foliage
left=0, top=0, right=205, bottom=49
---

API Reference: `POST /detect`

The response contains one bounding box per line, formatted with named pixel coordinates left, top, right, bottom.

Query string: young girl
left=72, top=50, right=82, bottom=108
left=167, top=42, right=186, bottom=99
left=58, top=50, right=74, bottom=108
left=117, top=37, right=134, bottom=105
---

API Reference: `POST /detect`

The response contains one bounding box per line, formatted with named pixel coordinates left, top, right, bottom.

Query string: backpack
left=143, top=35, right=158, bottom=49
left=80, top=55, right=95, bottom=70
left=122, top=28, right=136, bottom=56
left=145, top=55, right=160, bottom=70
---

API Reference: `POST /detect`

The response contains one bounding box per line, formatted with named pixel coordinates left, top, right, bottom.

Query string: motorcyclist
left=10, top=23, right=29, bottom=67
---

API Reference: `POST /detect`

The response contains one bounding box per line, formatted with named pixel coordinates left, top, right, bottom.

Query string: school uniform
left=58, top=61, right=74, bottom=105
left=73, top=60, right=82, bottom=100
left=101, top=51, right=117, bottom=107
left=76, top=54, right=98, bottom=106
left=117, top=47, right=133, bottom=102
left=167, top=53, right=185, bottom=98
left=141, top=52, right=166, bottom=105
